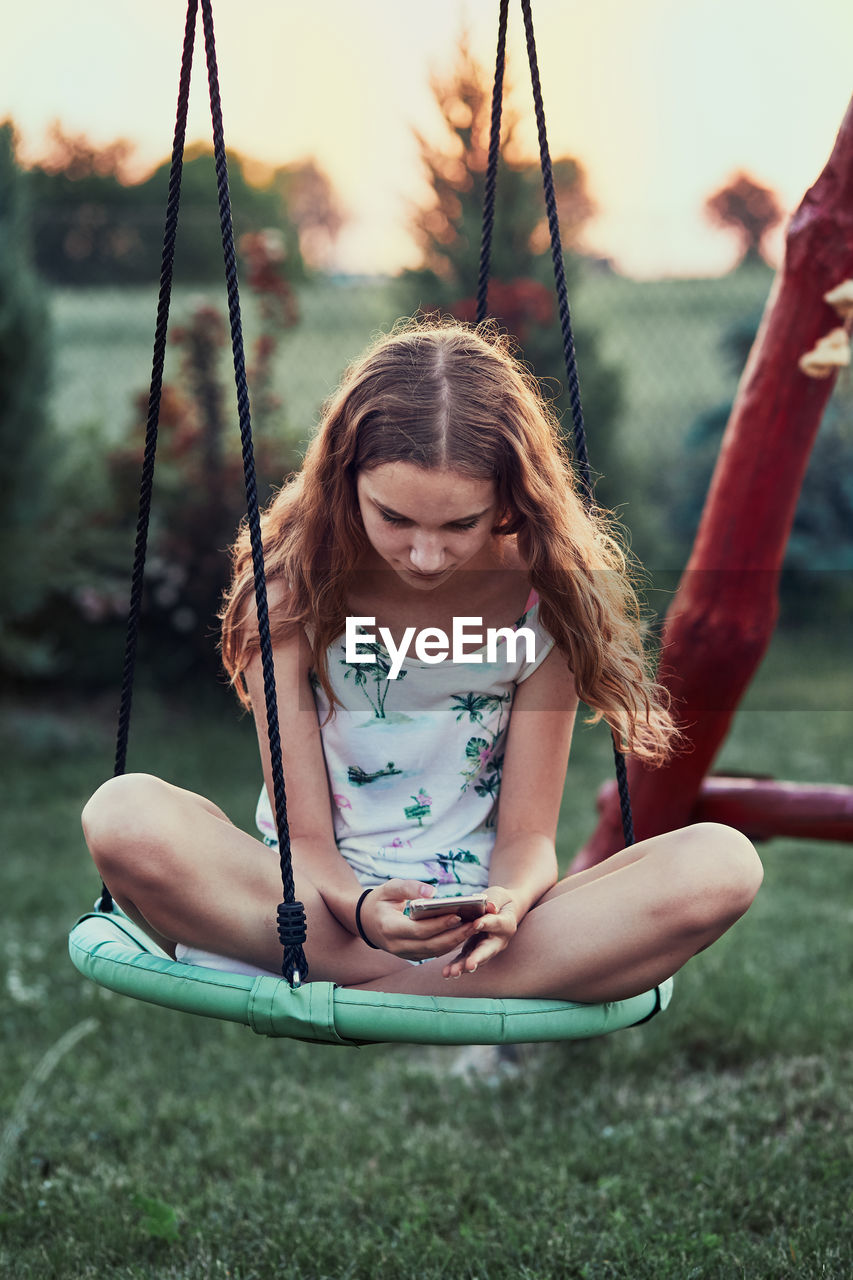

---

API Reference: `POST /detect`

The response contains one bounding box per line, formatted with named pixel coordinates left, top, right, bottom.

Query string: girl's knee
left=82, top=772, right=164, bottom=841
left=664, top=822, right=763, bottom=936
left=692, top=821, right=763, bottom=901
left=81, top=773, right=175, bottom=883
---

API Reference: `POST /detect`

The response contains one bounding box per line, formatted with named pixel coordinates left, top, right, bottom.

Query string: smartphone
left=404, top=892, right=489, bottom=922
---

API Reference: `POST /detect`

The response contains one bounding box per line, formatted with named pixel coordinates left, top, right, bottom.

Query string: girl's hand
left=442, top=885, right=517, bottom=979
left=358, top=880, right=482, bottom=961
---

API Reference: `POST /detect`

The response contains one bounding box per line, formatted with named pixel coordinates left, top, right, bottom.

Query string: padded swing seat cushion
left=69, top=910, right=672, bottom=1047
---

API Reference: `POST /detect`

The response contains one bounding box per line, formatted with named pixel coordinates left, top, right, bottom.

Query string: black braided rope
left=99, top=0, right=199, bottom=914
left=519, top=0, right=592, bottom=505
left=476, top=0, right=509, bottom=325
left=613, top=750, right=635, bottom=845
left=519, top=0, right=634, bottom=847
left=200, top=0, right=307, bottom=984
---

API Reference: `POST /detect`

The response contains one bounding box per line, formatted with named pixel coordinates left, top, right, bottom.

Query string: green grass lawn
left=49, top=266, right=773, bottom=457
left=49, top=278, right=406, bottom=450
left=1, top=619, right=851, bottom=1279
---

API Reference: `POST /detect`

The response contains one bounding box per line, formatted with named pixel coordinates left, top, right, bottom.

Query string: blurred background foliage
left=24, top=120, right=346, bottom=286
left=670, top=309, right=853, bottom=592
left=0, top=32, right=850, bottom=696
left=0, top=120, right=79, bottom=681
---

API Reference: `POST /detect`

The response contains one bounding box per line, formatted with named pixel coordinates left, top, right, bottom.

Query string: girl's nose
left=409, top=536, right=445, bottom=573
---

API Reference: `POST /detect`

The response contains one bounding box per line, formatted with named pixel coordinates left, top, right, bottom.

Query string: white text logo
left=345, top=616, right=536, bottom=679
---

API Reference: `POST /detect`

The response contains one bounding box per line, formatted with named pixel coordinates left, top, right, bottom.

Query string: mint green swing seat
left=69, top=909, right=672, bottom=1046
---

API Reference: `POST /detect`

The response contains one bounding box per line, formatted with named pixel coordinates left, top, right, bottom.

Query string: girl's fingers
left=437, top=904, right=518, bottom=972
left=417, top=913, right=465, bottom=939
left=425, top=921, right=478, bottom=952
left=388, top=918, right=478, bottom=961
left=442, top=932, right=507, bottom=977
left=472, top=913, right=515, bottom=939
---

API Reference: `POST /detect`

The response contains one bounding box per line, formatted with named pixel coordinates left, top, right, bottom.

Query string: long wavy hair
left=220, top=319, right=678, bottom=763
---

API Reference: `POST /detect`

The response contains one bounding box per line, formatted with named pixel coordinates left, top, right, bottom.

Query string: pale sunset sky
left=4, top=0, right=852, bottom=277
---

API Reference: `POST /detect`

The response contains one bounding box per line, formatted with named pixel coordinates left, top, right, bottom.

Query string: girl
left=82, top=321, right=762, bottom=1002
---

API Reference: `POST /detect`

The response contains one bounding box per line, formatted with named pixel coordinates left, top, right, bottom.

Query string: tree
left=25, top=125, right=321, bottom=286
left=704, top=171, right=783, bottom=268
left=409, top=37, right=596, bottom=292
left=27, top=123, right=157, bottom=285
left=273, top=159, right=347, bottom=270
left=401, top=37, right=622, bottom=494
left=0, top=121, right=58, bottom=678
left=35, top=120, right=136, bottom=180
left=136, top=144, right=305, bottom=286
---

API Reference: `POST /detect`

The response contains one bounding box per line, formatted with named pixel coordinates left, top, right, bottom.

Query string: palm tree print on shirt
left=451, top=691, right=511, bottom=802
left=347, top=762, right=402, bottom=786
left=422, top=849, right=482, bottom=886
left=339, top=643, right=407, bottom=719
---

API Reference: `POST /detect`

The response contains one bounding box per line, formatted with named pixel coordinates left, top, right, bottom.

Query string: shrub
left=672, top=311, right=853, bottom=615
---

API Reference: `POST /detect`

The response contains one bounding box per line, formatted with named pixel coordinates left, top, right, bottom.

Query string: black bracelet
left=355, top=888, right=380, bottom=949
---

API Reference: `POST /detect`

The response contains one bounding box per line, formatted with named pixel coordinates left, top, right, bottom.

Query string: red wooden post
left=575, top=97, right=853, bottom=869
left=592, top=776, right=853, bottom=846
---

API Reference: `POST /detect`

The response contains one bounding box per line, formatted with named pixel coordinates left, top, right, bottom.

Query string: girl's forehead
left=357, top=462, right=496, bottom=516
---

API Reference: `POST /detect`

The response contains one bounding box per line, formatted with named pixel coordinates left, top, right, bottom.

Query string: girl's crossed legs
left=82, top=773, right=763, bottom=1004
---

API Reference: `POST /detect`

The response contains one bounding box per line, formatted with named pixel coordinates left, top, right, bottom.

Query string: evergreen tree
left=672, top=311, right=853, bottom=614
left=0, top=121, right=58, bottom=676
left=400, top=38, right=621, bottom=493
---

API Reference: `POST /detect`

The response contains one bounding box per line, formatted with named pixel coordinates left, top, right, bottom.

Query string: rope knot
left=276, top=900, right=307, bottom=948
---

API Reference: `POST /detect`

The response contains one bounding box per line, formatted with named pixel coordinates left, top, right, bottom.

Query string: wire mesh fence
left=50, top=266, right=775, bottom=453
left=48, top=262, right=850, bottom=589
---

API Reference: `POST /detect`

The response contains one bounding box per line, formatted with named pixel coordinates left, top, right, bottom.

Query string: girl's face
left=356, top=462, right=500, bottom=589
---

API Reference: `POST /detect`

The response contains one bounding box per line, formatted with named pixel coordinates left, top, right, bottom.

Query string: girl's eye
left=377, top=512, right=481, bottom=531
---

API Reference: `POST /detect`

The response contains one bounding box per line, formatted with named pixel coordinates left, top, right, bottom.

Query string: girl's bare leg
left=351, top=823, right=763, bottom=1003
left=81, top=773, right=414, bottom=985
left=83, top=777, right=762, bottom=1002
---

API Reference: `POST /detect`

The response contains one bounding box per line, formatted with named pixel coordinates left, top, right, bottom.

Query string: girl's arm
left=243, top=625, right=366, bottom=935
left=246, top=627, right=482, bottom=962
left=443, top=644, right=578, bottom=977
left=491, top=645, right=578, bottom=908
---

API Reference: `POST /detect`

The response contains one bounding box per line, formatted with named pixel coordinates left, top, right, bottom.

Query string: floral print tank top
left=255, top=595, right=555, bottom=895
